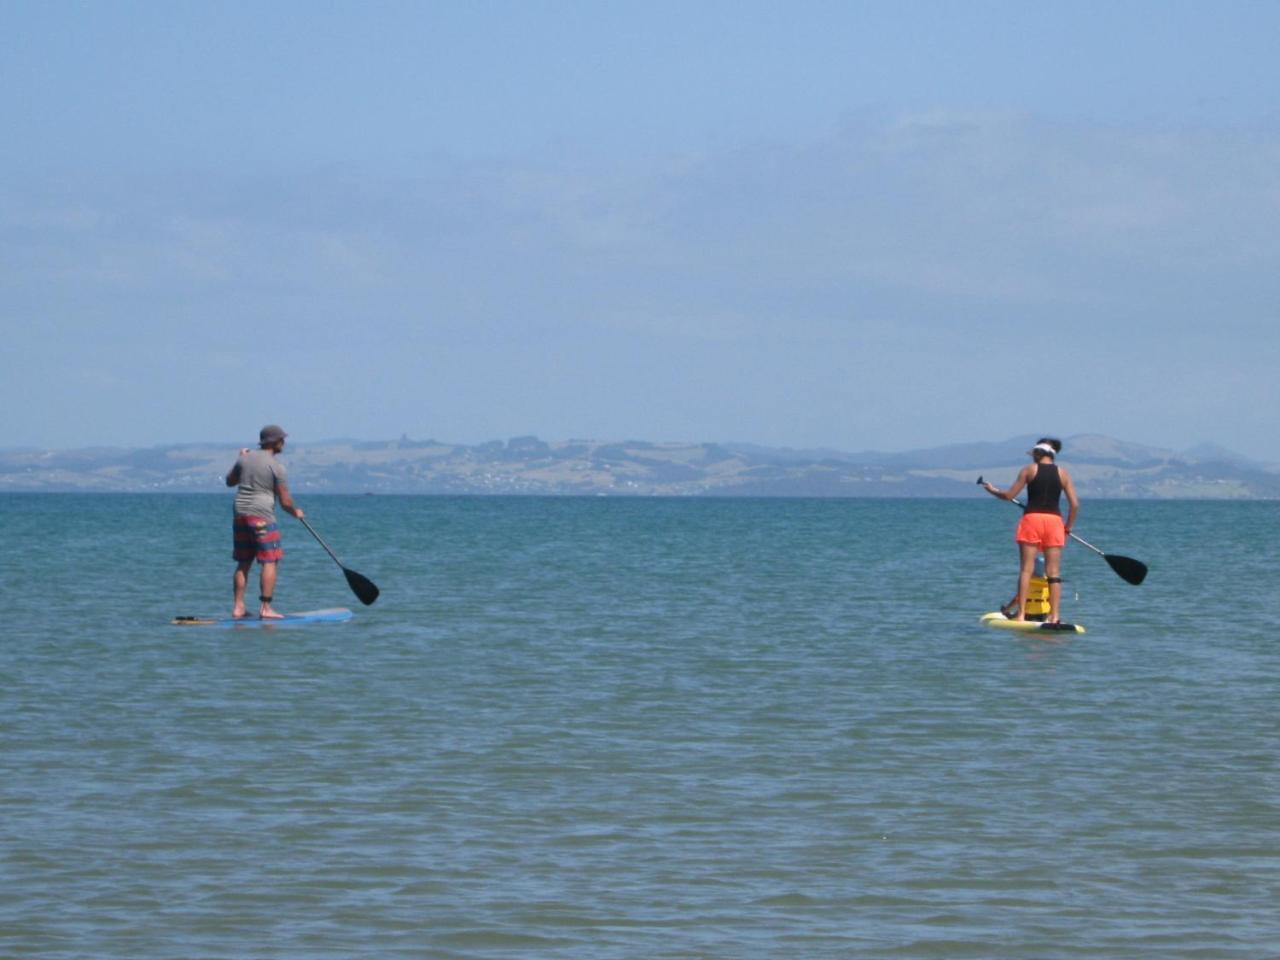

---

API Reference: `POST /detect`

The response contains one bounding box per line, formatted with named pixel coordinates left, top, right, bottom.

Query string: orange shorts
left=1015, top=512, right=1066, bottom=548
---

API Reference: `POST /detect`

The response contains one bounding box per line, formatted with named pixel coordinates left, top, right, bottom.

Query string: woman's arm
left=983, top=464, right=1033, bottom=501
left=1060, top=467, right=1079, bottom=534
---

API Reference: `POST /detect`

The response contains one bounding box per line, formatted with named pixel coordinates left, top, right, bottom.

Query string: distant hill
left=1, top=434, right=1277, bottom=498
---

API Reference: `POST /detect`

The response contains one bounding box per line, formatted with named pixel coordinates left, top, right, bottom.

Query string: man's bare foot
left=232, top=605, right=249, bottom=619
left=259, top=607, right=285, bottom=620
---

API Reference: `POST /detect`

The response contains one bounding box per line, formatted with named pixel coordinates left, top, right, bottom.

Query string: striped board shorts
left=233, top=515, right=284, bottom=563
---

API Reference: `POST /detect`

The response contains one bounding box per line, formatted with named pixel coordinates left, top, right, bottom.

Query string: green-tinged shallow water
left=2, top=494, right=1278, bottom=959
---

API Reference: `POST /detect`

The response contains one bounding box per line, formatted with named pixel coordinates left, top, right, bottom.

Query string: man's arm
left=277, top=481, right=304, bottom=520
left=224, top=447, right=250, bottom=487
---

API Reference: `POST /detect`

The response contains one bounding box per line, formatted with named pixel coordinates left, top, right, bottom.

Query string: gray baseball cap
left=259, top=424, right=288, bottom=444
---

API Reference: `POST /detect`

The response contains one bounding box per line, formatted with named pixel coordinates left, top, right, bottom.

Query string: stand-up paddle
left=297, top=516, right=380, bottom=605
left=1060, top=529, right=1148, bottom=585
left=976, top=476, right=1148, bottom=585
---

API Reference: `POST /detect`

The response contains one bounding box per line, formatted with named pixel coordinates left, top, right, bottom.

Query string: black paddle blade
left=343, top=567, right=380, bottom=605
left=1106, top=554, right=1148, bottom=586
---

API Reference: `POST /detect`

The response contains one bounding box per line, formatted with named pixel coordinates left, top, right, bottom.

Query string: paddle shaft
left=295, top=515, right=381, bottom=605
left=1066, top=529, right=1107, bottom=557
left=297, top=515, right=344, bottom=566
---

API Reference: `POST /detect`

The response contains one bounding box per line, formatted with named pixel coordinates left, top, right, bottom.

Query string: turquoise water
left=2, top=494, right=1277, bottom=958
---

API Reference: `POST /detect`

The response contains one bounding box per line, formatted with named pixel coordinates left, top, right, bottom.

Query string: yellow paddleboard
left=980, top=612, right=1085, bottom=634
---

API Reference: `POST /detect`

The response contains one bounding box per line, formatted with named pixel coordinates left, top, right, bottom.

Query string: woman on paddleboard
left=981, top=438, right=1079, bottom=623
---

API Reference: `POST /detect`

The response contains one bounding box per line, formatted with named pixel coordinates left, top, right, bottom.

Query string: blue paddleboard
left=172, top=608, right=354, bottom=627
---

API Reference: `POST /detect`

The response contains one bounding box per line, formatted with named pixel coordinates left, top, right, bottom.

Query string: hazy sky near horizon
left=3, top=1, right=1278, bottom=453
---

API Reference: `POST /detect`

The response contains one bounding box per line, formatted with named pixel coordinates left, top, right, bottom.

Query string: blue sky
left=3, top=1, right=1278, bottom=453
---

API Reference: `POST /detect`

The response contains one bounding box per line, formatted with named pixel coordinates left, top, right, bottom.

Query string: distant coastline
left=3, top=434, right=1277, bottom=499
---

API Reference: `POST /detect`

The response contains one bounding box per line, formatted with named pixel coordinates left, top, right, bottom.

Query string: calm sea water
left=1, top=494, right=1277, bottom=959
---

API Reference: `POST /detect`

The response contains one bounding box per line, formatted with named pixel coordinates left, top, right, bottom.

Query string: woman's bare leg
left=1014, top=542, right=1038, bottom=621
left=1044, top=546, right=1062, bottom=623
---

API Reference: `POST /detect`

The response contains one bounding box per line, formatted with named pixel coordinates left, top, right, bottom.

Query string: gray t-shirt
left=233, top=449, right=288, bottom=520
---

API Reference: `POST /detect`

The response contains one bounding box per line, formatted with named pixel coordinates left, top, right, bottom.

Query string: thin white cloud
left=4, top=113, right=1280, bottom=448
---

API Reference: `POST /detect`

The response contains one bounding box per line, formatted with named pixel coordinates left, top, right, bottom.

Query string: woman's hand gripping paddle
left=976, top=476, right=1148, bottom=585
left=297, top=515, right=381, bottom=605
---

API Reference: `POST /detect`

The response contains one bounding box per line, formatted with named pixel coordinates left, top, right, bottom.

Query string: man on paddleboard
left=225, top=424, right=304, bottom=619
left=981, top=438, right=1079, bottom=623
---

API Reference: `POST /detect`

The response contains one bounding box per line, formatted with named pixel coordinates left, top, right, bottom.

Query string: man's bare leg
left=259, top=562, right=284, bottom=619
left=232, top=561, right=254, bottom=618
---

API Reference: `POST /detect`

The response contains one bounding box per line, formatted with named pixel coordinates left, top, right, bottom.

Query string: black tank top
left=1025, top=462, right=1062, bottom=514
